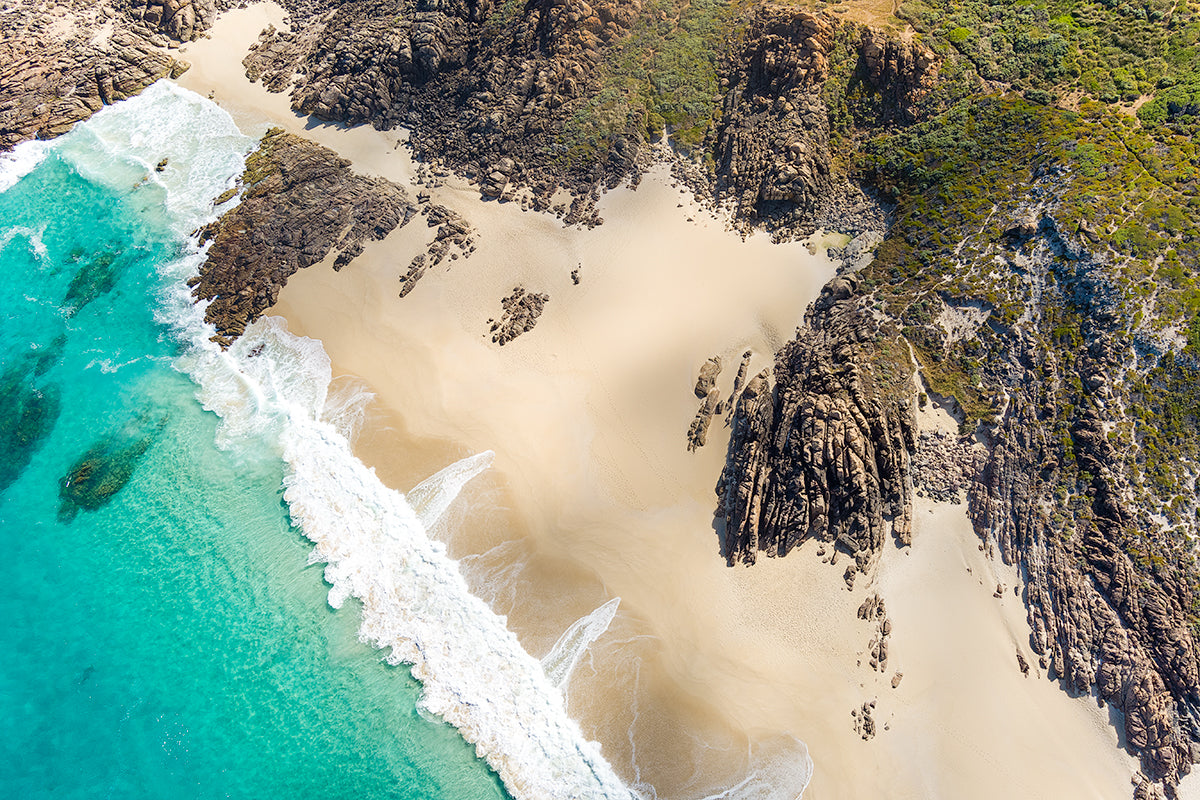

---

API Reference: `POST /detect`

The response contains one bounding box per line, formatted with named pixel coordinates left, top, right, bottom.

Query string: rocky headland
left=0, top=0, right=219, bottom=149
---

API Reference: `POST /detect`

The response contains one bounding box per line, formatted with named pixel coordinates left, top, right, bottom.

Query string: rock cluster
left=912, top=429, right=978, bottom=503
left=858, top=593, right=892, bottom=673
left=126, top=0, right=215, bottom=41
left=399, top=201, right=476, bottom=297
left=851, top=700, right=877, bottom=741
left=238, top=0, right=644, bottom=214
left=716, top=281, right=916, bottom=567
left=191, top=128, right=414, bottom=346
left=488, top=287, right=548, bottom=345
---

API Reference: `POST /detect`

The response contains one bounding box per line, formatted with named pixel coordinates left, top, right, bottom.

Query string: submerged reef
left=58, top=410, right=167, bottom=522
left=0, top=342, right=63, bottom=495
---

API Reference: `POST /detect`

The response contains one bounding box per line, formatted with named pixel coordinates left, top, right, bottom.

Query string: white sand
left=179, top=7, right=1141, bottom=798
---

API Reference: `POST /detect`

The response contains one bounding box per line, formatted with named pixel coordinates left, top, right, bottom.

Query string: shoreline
left=175, top=6, right=1145, bottom=799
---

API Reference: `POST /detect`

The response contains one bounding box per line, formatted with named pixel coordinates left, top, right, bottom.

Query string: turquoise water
left=0, top=86, right=510, bottom=800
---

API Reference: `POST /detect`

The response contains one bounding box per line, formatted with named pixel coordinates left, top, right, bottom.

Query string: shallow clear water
left=0, top=84, right=510, bottom=800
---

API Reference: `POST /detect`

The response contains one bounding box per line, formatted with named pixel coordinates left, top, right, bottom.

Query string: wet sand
left=179, top=7, right=1142, bottom=798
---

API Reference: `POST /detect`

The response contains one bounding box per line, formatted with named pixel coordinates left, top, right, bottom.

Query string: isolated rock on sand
left=489, top=287, right=548, bottom=346
left=694, top=356, right=722, bottom=399
left=687, top=388, right=721, bottom=453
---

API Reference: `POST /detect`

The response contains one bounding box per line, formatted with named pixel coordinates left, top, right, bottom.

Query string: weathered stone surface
left=488, top=286, right=548, bottom=345
left=694, top=356, right=722, bottom=399
left=717, top=282, right=916, bottom=566
left=192, top=128, right=415, bottom=346
left=1, top=27, right=187, bottom=150
left=127, top=0, right=215, bottom=41
left=687, top=388, right=721, bottom=452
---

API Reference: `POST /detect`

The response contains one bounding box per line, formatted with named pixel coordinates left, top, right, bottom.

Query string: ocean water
left=0, top=82, right=630, bottom=800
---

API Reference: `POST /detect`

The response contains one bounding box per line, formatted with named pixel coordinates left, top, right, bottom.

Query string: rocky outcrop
left=711, top=8, right=938, bottom=236
left=127, top=0, right=215, bottom=41
left=694, top=356, right=722, bottom=399
left=488, top=286, right=548, bottom=345
left=972, top=387, right=1200, bottom=788
left=240, top=0, right=645, bottom=210
left=0, top=26, right=188, bottom=150
left=722, top=207, right=1200, bottom=791
left=717, top=279, right=917, bottom=567
left=191, top=128, right=415, bottom=346
left=687, top=388, right=721, bottom=453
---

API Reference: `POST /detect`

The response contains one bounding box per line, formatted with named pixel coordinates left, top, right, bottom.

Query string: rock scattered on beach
left=694, top=356, right=722, bottom=399
left=912, top=429, right=978, bottom=504
left=399, top=203, right=476, bottom=298
left=852, top=701, right=877, bottom=741
left=687, top=388, right=721, bottom=453
left=489, top=287, right=548, bottom=346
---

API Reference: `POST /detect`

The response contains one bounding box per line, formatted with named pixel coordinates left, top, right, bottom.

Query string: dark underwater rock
left=0, top=342, right=64, bottom=495
left=58, top=411, right=166, bottom=523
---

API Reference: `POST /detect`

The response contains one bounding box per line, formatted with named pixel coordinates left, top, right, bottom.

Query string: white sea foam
left=53, top=80, right=251, bottom=236
left=542, top=598, right=621, bottom=690
left=0, top=139, right=50, bottom=194
left=408, top=451, right=497, bottom=532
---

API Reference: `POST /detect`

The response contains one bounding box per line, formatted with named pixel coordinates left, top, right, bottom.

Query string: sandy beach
left=177, top=7, right=1147, bottom=798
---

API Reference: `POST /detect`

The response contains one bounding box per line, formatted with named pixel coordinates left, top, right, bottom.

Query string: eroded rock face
left=0, top=28, right=187, bottom=150
left=717, top=283, right=916, bottom=567
left=727, top=257, right=1200, bottom=791
left=973, top=388, right=1200, bottom=787
left=191, top=128, right=415, bottom=346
